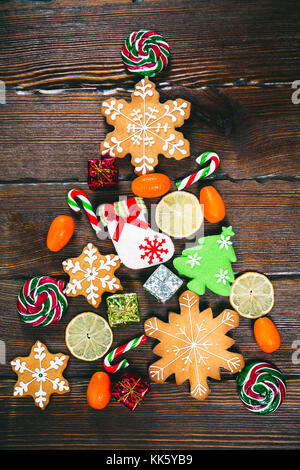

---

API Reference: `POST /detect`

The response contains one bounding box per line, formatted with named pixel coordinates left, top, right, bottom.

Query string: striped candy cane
left=67, top=188, right=102, bottom=234
left=175, top=152, right=220, bottom=191
left=103, top=335, right=147, bottom=373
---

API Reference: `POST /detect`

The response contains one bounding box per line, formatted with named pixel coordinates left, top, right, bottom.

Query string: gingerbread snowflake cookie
left=101, top=78, right=191, bottom=175
left=62, top=243, right=122, bottom=307
left=11, top=341, right=70, bottom=409
left=144, top=290, right=244, bottom=400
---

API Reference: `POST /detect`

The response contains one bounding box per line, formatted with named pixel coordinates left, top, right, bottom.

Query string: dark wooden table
left=0, top=0, right=299, bottom=451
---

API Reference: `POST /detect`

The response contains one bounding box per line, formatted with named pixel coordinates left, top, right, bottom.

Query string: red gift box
left=111, top=371, right=151, bottom=411
left=88, top=157, right=118, bottom=190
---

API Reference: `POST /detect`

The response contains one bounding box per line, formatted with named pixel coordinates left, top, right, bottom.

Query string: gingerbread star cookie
left=62, top=243, right=122, bottom=307
left=101, top=78, right=191, bottom=175
left=11, top=340, right=70, bottom=409
left=144, top=290, right=244, bottom=400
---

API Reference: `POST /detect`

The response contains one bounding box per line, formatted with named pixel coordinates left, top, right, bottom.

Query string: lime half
left=229, top=272, right=274, bottom=319
left=65, top=312, right=113, bottom=361
left=155, top=191, right=203, bottom=238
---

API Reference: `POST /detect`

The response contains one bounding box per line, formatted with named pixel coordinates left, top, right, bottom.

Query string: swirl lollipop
left=17, top=276, right=68, bottom=327
left=121, top=29, right=170, bottom=77
left=237, top=361, right=286, bottom=414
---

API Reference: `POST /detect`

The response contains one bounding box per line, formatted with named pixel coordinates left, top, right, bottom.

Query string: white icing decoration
left=11, top=341, right=69, bottom=409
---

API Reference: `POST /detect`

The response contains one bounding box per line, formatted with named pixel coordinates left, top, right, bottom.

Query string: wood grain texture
left=0, top=0, right=299, bottom=451
left=0, top=86, right=299, bottom=180
left=0, top=0, right=139, bottom=9
left=1, top=277, right=299, bottom=379
left=0, top=180, right=299, bottom=278
left=0, top=0, right=300, bottom=88
left=1, top=378, right=299, bottom=450
left=0, top=0, right=137, bottom=9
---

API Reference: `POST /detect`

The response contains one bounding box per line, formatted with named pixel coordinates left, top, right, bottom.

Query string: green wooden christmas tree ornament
left=173, top=226, right=236, bottom=296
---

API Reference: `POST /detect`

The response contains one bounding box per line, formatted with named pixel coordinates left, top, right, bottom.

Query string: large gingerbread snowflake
left=62, top=243, right=122, bottom=308
left=144, top=290, right=244, bottom=400
left=101, top=78, right=191, bottom=175
left=11, top=341, right=69, bottom=409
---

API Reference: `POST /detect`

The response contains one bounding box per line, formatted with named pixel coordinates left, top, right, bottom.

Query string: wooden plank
left=0, top=180, right=299, bottom=278
left=0, top=0, right=299, bottom=452
left=0, top=277, right=299, bottom=379
left=0, top=0, right=137, bottom=9
left=0, top=378, right=299, bottom=449
left=0, top=86, right=299, bottom=181
left=0, top=0, right=299, bottom=88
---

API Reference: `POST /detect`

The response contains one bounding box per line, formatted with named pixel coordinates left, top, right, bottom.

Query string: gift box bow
left=113, top=374, right=150, bottom=410
left=156, top=265, right=182, bottom=289
left=107, top=294, right=139, bottom=321
left=98, top=197, right=149, bottom=242
left=88, top=159, right=118, bottom=188
left=117, top=378, right=143, bottom=405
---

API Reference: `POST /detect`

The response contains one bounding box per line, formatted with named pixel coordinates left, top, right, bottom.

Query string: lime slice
left=155, top=191, right=203, bottom=238
left=65, top=312, right=113, bottom=361
left=229, top=272, right=274, bottom=319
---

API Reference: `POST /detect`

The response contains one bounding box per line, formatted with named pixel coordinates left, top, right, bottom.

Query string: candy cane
left=67, top=188, right=102, bottom=234
left=175, top=152, right=220, bottom=191
left=103, top=335, right=147, bottom=373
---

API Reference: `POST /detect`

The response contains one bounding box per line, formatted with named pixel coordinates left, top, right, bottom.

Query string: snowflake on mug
left=144, top=290, right=244, bottom=400
left=101, top=78, right=191, bottom=175
left=11, top=341, right=69, bottom=409
left=139, top=235, right=169, bottom=265
left=62, top=243, right=122, bottom=307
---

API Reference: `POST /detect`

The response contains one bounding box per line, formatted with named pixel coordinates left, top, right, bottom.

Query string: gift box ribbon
left=117, top=378, right=143, bottom=406
left=89, top=159, right=117, bottom=188
left=91, top=166, right=113, bottom=183
left=102, top=197, right=149, bottom=242
left=108, top=294, right=138, bottom=322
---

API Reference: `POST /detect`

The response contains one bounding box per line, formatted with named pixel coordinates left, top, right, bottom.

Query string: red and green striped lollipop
left=17, top=276, right=68, bottom=327
left=121, top=30, right=170, bottom=77
left=237, top=361, right=286, bottom=414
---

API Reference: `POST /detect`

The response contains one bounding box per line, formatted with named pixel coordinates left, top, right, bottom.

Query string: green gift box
left=106, top=293, right=140, bottom=327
